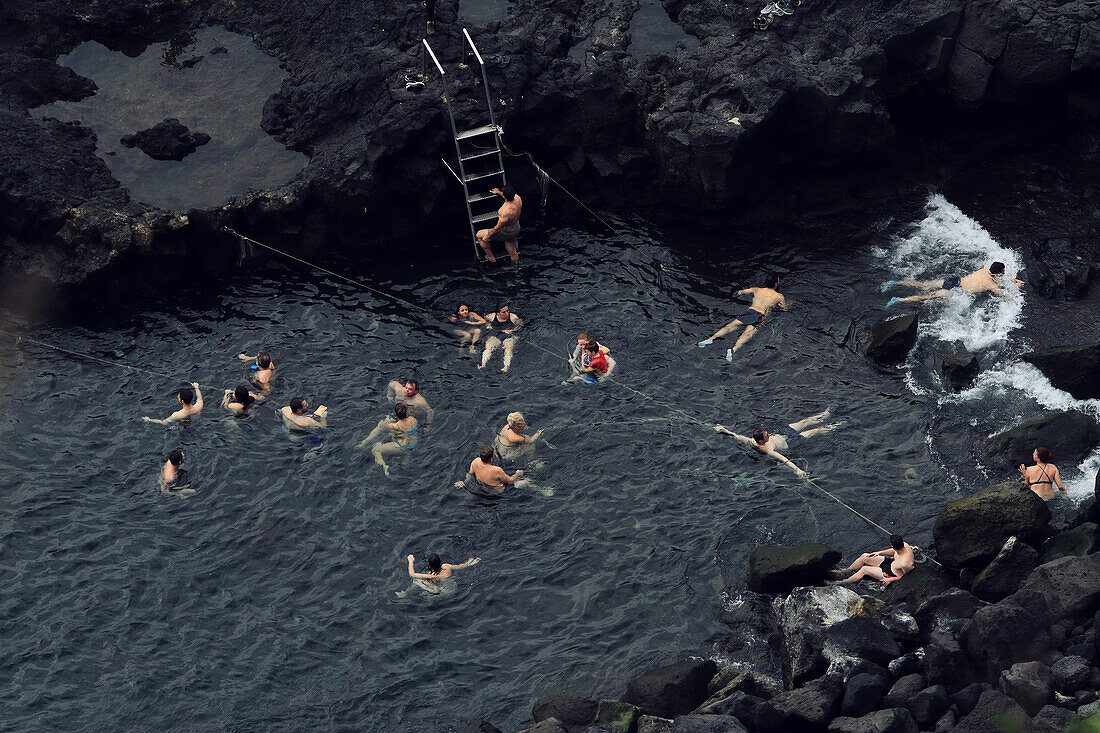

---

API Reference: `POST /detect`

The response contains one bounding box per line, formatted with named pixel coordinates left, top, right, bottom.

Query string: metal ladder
left=423, top=30, right=508, bottom=259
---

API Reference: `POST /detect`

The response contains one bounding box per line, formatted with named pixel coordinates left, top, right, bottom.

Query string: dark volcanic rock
left=884, top=673, right=926, bottom=709
left=621, top=659, right=717, bottom=719
left=979, top=411, right=1100, bottom=470
left=858, top=314, right=919, bottom=365
left=120, top=118, right=211, bottom=161
left=460, top=721, right=503, bottom=733
left=1032, top=704, right=1074, bottom=733
left=827, top=708, right=918, bottom=733
left=923, top=630, right=978, bottom=693
left=1041, top=523, right=1100, bottom=562
left=999, top=661, right=1053, bottom=716
left=1023, top=343, right=1100, bottom=400
left=595, top=699, right=640, bottom=733
left=908, top=685, right=949, bottom=727
left=669, top=715, right=747, bottom=733
left=703, top=668, right=783, bottom=701
left=533, top=695, right=598, bottom=729
left=1017, top=554, right=1100, bottom=621
left=692, top=690, right=763, bottom=721
left=822, top=616, right=902, bottom=677
left=841, top=673, right=887, bottom=718
left=747, top=542, right=841, bottom=594
left=0, top=53, right=96, bottom=108
left=971, top=536, right=1041, bottom=602
left=518, top=719, right=568, bottom=733
left=950, top=682, right=992, bottom=717
left=714, top=591, right=783, bottom=681
left=963, top=588, right=1051, bottom=679
left=1028, top=238, right=1093, bottom=300
left=754, top=675, right=842, bottom=733
left=914, top=588, right=985, bottom=640
left=881, top=565, right=952, bottom=608
left=1051, top=655, right=1091, bottom=693
left=932, top=481, right=1051, bottom=568
left=953, top=689, right=1030, bottom=733
left=779, top=586, right=878, bottom=687
left=936, top=340, right=980, bottom=391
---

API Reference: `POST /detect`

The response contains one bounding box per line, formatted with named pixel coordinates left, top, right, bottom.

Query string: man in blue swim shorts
left=713, top=405, right=841, bottom=478
left=883, top=261, right=1024, bottom=306
left=698, top=273, right=788, bottom=353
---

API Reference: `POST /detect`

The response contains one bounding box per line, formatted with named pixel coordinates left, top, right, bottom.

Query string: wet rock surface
left=932, top=480, right=1051, bottom=568
left=120, top=118, right=211, bottom=161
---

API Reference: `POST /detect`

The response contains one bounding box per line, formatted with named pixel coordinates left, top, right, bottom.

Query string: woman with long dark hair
left=1019, top=447, right=1066, bottom=500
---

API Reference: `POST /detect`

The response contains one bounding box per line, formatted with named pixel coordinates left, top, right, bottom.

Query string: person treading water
left=238, top=351, right=275, bottom=393
left=829, top=534, right=914, bottom=586
left=221, top=385, right=263, bottom=415
left=160, top=449, right=188, bottom=491
left=713, top=405, right=840, bottom=478
left=476, top=185, right=522, bottom=263
left=359, top=402, right=419, bottom=476
left=450, top=303, right=489, bottom=353
left=883, top=261, right=1024, bottom=306
left=401, top=552, right=481, bottom=596
left=456, top=445, right=526, bottom=494
left=1020, top=446, right=1066, bottom=501
left=142, top=382, right=204, bottom=425
left=494, top=412, right=544, bottom=460
left=480, top=303, right=523, bottom=373
left=280, top=397, right=328, bottom=431
left=386, top=378, right=434, bottom=425
left=568, top=332, right=615, bottom=383
left=698, top=273, right=788, bottom=352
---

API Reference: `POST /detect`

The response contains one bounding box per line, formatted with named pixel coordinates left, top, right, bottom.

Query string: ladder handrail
left=422, top=39, right=445, bottom=76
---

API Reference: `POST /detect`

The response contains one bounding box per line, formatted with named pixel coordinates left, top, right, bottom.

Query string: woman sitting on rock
left=1019, top=446, right=1066, bottom=500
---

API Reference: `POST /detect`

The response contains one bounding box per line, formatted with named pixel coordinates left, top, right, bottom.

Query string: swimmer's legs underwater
left=479, top=336, right=501, bottom=369
left=371, top=441, right=405, bottom=476
left=699, top=318, right=746, bottom=347
left=731, top=324, right=758, bottom=352
left=501, top=337, right=515, bottom=372
left=788, top=408, right=842, bottom=439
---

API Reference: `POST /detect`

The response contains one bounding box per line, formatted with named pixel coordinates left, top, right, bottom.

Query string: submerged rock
left=978, top=411, right=1100, bottom=469
left=857, top=314, right=919, bottom=365
left=1022, top=342, right=1100, bottom=400
left=936, top=340, right=980, bottom=391
left=932, top=481, right=1051, bottom=568
left=120, top=118, right=211, bottom=161
left=747, top=542, right=842, bottom=594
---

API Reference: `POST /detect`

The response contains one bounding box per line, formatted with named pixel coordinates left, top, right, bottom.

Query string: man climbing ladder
left=476, top=185, right=522, bottom=263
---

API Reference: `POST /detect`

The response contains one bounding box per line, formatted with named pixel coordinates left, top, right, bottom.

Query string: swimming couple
left=358, top=379, right=434, bottom=475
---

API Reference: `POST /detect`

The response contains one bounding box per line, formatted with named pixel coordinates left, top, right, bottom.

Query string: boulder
left=621, top=660, right=717, bottom=719
left=827, top=708, right=918, bottom=733
left=460, top=721, right=503, bottom=733
left=953, top=689, right=1031, bottom=733
left=884, top=674, right=926, bottom=709
left=907, top=684, right=948, bottom=727
left=714, top=591, right=784, bottom=681
left=880, top=608, right=920, bottom=648
left=119, top=118, right=211, bottom=161
left=980, top=411, right=1100, bottom=469
left=1032, top=704, right=1074, bottom=733
left=753, top=675, right=842, bottom=733
left=841, top=672, right=887, bottom=718
left=881, top=565, right=952, bottom=609
left=914, top=588, right=985, bottom=640
left=669, top=715, right=747, bottom=733
left=999, top=661, right=1053, bottom=716
left=932, top=482, right=1051, bottom=568
left=638, top=716, right=673, bottom=733
left=692, top=690, right=763, bottom=721
left=1023, top=343, right=1100, bottom=400
left=951, top=683, right=993, bottom=717
left=822, top=616, right=902, bottom=678
left=533, top=696, right=598, bottom=729
left=922, top=630, right=978, bottom=693
left=1041, top=524, right=1100, bottom=562
left=747, top=543, right=842, bottom=594
left=858, top=314, right=918, bottom=365
left=595, top=700, right=641, bottom=733
left=518, top=720, right=568, bottom=733
left=933, top=708, right=956, bottom=733
left=970, top=536, right=1041, bottom=602
left=1051, top=655, right=1091, bottom=693
left=936, top=340, right=980, bottom=391
left=1018, top=554, right=1100, bottom=621
left=778, top=585, right=876, bottom=687
left=964, top=588, right=1051, bottom=679
left=888, top=653, right=922, bottom=679
left=1077, top=699, right=1100, bottom=718
left=703, top=669, right=782, bottom=701
left=1027, top=238, right=1093, bottom=300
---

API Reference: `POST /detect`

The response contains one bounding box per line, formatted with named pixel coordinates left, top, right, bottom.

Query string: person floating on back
left=698, top=273, right=788, bottom=353
left=1020, top=446, right=1066, bottom=501
left=883, top=261, right=1024, bottom=306
left=476, top=185, right=522, bottom=263
left=480, top=303, right=523, bottom=373
left=456, top=445, right=526, bottom=493
left=143, top=382, right=203, bottom=425
left=238, top=350, right=275, bottom=393
left=280, top=397, right=327, bottom=431
left=828, top=534, right=914, bottom=586
left=713, top=405, right=840, bottom=478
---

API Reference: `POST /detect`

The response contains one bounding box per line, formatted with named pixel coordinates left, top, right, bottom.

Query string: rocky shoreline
left=471, top=476, right=1100, bottom=733
left=2, top=0, right=1100, bottom=298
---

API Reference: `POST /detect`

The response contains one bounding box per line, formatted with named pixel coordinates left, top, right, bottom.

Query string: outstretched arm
left=766, top=448, right=807, bottom=478
left=192, top=382, right=203, bottom=410
left=237, top=352, right=256, bottom=361
left=713, top=425, right=754, bottom=445
left=143, top=408, right=184, bottom=425
left=450, top=558, right=481, bottom=570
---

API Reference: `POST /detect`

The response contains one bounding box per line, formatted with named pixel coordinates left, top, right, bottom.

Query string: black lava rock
left=747, top=542, right=842, bottom=594
left=950, top=682, right=992, bottom=717
left=914, top=588, right=985, bottom=641
left=460, top=721, right=503, bottom=733
left=907, top=685, right=948, bottom=727
left=668, top=714, right=747, bottom=732
left=120, top=118, right=211, bottom=161
left=533, top=696, right=598, bottom=729
left=1041, top=523, right=1100, bottom=562
left=858, top=314, right=918, bottom=365
left=922, top=631, right=978, bottom=693
left=953, top=689, right=1030, bottom=733
left=1028, top=238, right=1093, bottom=300
left=884, top=673, right=926, bottom=708
left=998, top=660, right=1053, bottom=716
left=621, top=659, right=717, bottom=719
left=1023, top=342, right=1100, bottom=400
left=963, top=589, right=1051, bottom=680
left=932, top=481, right=1051, bottom=568
left=841, top=673, right=887, bottom=718
left=823, top=616, right=902, bottom=671
left=1032, top=703, right=1075, bottom=733
left=979, top=411, right=1100, bottom=471
left=826, top=707, right=918, bottom=733
left=753, top=675, right=842, bottom=733
left=1018, top=554, right=1100, bottom=621
left=936, top=340, right=980, bottom=391
left=1051, top=655, right=1091, bottom=693
left=970, top=536, right=1041, bottom=602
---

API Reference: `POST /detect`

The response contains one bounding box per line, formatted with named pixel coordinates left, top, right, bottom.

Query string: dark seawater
left=627, top=0, right=699, bottom=59
left=1, top=196, right=1095, bottom=730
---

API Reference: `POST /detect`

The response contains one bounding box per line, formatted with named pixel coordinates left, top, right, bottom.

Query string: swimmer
left=359, top=402, right=418, bottom=477
left=237, top=351, right=275, bottom=392
left=221, top=385, right=263, bottom=415
left=568, top=332, right=616, bottom=382
left=496, top=412, right=544, bottom=455
left=829, top=535, right=914, bottom=586
left=455, top=445, right=525, bottom=492
left=480, top=303, right=523, bottom=373
left=406, top=552, right=481, bottom=581
left=1019, top=446, right=1066, bottom=501
left=161, top=449, right=185, bottom=490
left=714, top=405, right=840, bottom=478
left=280, top=397, right=328, bottom=431
left=450, top=303, right=489, bottom=352
left=883, top=261, right=1024, bottom=305
left=698, top=273, right=788, bottom=352
left=475, top=185, right=522, bottom=263
left=142, top=382, right=204, bottom=425
left=386, top=378, right=434, bottom=425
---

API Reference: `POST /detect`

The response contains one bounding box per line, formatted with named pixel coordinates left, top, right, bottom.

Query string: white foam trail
left=885, top=194, right=1025, bottom=352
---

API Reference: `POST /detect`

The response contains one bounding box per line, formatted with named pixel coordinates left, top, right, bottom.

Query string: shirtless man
left=161, top=449, right=184, bottom=489
left=456, top=446, right=525, bottom=492
left=386, top=378, right=434, bottom=425
left=143, top=382, right=203, bottom=425
left=480, top=303, right=523, bottom=372
left=280, top=397, right=328, bottom=431
left=476, top=185, right=522, bottom=263
left=829, top=535, right=914, bottom=585
left=713, top=405, right=840, bottom=478
left=884, top=261, right=1024, bottom=305
left=238, top=351, right=275, bottom=392
left=406, top=553, right=480, bottom=582
left=698, top=274, right=788, bottom=352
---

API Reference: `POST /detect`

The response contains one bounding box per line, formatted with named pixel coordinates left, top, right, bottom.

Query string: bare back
left=959, top=269, right=998, bottom=293
left=747, top=287, right=785, bottom=314
left=497, top=195, right=522, bottom=232
left=470, top=457, right=507, bottom=487
left=890, top=544, right=916, bottom=576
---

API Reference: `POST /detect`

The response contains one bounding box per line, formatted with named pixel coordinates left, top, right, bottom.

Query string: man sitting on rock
left=829, top=534, right=914, bottom=585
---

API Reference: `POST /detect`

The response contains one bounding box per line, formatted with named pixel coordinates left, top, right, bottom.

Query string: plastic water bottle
left=726, top=348, right=733, bottom=362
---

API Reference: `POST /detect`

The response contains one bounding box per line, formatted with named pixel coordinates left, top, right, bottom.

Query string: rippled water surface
left=1, top=197, right=1093, bottom=730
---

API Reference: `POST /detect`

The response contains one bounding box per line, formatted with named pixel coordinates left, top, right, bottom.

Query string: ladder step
left=460, top=149, right=499, bottom=163
left=467, top=191, right=499, bottom=204
left=456, top=124, right=499, bottom=140
left=463, top=169, right=504, bottom=183
left=471, top=212, right=500, bottom=225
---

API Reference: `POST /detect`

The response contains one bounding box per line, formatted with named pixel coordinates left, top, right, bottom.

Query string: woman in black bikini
left=1020, top=446, right=1066, bottom=500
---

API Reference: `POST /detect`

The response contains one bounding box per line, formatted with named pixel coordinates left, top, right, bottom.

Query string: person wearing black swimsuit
left=1020, top=447, right=1066, bottom=501
left=829, top=534, right=914, bottom=586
